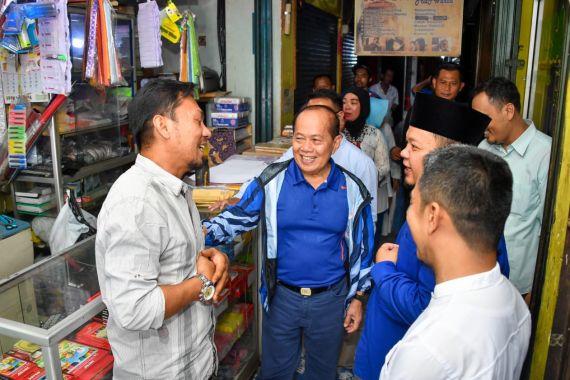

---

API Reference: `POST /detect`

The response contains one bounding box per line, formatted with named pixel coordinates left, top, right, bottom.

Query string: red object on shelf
left=0, top=354, right=44, bottom=380
left=74, top=321, right=111, bottom=351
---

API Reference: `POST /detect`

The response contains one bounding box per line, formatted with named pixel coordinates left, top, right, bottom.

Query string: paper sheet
left=209, top=158, right=268, bottom=184
left=137, top=0, right=163, bottom=68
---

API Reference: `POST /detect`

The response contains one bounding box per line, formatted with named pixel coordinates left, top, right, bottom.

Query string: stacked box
left=212, top=97, right=250, bottom=127
left=213, top=97, right=250, bottom=112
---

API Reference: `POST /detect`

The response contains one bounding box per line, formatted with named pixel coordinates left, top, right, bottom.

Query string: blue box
left=214, top=102, right=250, bottom=112
left=211, top=117, right=249, bottom=128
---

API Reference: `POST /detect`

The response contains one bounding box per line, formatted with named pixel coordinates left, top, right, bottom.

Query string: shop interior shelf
left=15, top=176, right=56, bottom=184
left=58, top=121, right=124, bottom=137
left=64, top=153, right=136, bottom=183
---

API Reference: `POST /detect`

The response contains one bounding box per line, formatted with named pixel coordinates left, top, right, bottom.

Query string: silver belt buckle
left=300, top=287, right=312, bottom=296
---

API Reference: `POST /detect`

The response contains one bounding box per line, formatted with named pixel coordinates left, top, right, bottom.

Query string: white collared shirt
left=380, top=264, right=531, bottom=380
left=479, top=121, right=551, bottom=294
left=96, top=154, right=215, bottom=379
left=370, top=83, right=399, bottom=109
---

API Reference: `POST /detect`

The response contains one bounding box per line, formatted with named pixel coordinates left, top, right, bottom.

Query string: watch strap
left=193, top=273, right=214, bottom=303
left=354, top=292, right=367, bottom=302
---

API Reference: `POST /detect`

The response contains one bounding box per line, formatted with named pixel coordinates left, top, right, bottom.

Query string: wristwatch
left=354, top=292, right=367, bottom=303
left=193, top=273, right=215, bottom=303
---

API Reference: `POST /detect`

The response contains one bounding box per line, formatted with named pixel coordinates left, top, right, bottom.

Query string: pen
left=44, top=54, right=68, bottom=61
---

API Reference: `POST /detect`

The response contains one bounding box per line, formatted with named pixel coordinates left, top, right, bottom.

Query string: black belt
left=277, top=280, right=334, bottom=296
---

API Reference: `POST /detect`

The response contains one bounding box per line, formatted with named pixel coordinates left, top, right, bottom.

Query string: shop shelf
left=64, top=153, right=136, bottom=183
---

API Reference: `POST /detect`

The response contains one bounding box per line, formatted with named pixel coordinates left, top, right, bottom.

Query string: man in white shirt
left=473, top=77, right=551, bottom=301
left=380, top=145, right=531, bottom=380
left=96, top=79, right=230, bottom=379
left=369, top=67, right=399, bottom=125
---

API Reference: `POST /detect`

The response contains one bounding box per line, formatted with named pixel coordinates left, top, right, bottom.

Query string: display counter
left=0, top=236, right=107, bottom=380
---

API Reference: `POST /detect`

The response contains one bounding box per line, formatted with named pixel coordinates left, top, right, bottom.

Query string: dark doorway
left=295, top=3, right=338, bottom=112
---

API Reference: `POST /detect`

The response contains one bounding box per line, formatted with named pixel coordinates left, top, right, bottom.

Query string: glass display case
left=0, top=236, right=107, bottom=380
left=0, top=231, right=261, bottom=380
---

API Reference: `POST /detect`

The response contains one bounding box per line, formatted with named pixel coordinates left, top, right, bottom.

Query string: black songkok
left=410, top=93, right=491, bottom=145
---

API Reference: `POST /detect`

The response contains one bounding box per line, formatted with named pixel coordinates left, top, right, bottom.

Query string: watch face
left=203, top=285, right=215, bottom=301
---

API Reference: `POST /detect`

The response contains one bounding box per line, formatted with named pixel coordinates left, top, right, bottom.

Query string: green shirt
left=479, top=121, right=551, bottom=294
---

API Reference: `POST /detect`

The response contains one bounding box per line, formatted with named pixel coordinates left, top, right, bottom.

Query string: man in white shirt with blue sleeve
left=380, top=145, right=531, bottom=380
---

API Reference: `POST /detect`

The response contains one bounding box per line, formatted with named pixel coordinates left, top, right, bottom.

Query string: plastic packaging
left=2, top=3, right=25, bottom=35
left=21, top=3, right=57, bottom=19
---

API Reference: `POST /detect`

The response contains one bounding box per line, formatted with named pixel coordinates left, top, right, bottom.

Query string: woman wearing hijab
left=343, top=87, right=390, bottom=244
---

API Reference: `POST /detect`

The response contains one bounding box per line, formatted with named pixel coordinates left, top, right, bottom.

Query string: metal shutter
left=341, top=33, right=357, bottom=92
left=295, top=3, right=338, bottom=112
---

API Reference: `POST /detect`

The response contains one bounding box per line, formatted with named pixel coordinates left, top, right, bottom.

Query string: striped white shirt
left=96, top=154, right=216, bottom=379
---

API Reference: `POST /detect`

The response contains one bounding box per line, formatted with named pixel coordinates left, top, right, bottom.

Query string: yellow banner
left=355, top=0, right=463, bottom=57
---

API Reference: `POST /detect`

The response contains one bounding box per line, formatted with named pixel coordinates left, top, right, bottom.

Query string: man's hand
left=524, top=292, right=531, bottom=306
left=390, top=146, right=401, bottom=161
left=197, top=255, right=215, bottom=279
left=392, top=178, right=400, bottom=193
left=344, top=298, right=363, bottom=333
left=207, top=197, right=240, bottom=212
left=376, top=243, right=399, bottom=263
left=200, top=248, right=230, bottom=301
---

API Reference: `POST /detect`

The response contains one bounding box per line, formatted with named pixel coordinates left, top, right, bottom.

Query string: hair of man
left=128, top=79, right=195, bottom=148
left=307, top=89, right=343, bottom=112
left=473, top=77, right=522, bottom=113
left=418, top=144, right=513, bottom=252
left=313, top=73, right=334, bottom=87
left=293, top=104, right=340, bottom=138
left=433, top=62, right=464, bottom=82
left=433, top=134, right=458, bottom=148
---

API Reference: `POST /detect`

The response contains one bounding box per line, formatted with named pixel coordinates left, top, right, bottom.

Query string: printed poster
left=355, top=0, right=464, bottom=56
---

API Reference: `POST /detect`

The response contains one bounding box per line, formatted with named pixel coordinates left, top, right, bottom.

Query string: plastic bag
left=49, top=192, right=97, bottom=254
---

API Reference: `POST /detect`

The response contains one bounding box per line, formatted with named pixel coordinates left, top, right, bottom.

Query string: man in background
left=313, top=74, right=335, bottom=91
left=353, top=63, right=375, bottom=94
left=369, top=67, right=399, bottom=125
left=473, top=77, right=552, bottom=302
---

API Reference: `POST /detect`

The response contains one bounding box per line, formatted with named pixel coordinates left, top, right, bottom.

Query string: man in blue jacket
left=354, top=93, right=510, bottom=380
left=204, top=105, right=374, bottom=379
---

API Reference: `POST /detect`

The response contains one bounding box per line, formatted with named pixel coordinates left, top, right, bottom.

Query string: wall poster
left=355, top=0, right=464, bottom=57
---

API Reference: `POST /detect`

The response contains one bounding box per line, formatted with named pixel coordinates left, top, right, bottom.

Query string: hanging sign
left=354, top=0, right=463, bottom=57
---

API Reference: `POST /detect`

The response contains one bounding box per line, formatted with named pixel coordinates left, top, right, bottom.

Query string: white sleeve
left=380, top=340, right=449, bottom=380
left=97, top=199, right=167, bottom=331
left=381, top=123, right=400, bottom=180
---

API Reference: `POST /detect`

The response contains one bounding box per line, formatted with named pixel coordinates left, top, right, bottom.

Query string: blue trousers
left=258, top=280, right=348, bottom=380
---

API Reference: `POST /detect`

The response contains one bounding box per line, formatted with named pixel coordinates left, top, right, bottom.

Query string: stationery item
left=37, top=0, right=72, bottom=94
left=160, top=0, right=181, bottom=43
left=178, top=11, right=202, bottom=98
left=7, top=104, right=30, bottom=169
left=83, top=0, right=125, bottom=86
left=0, top=51, right=19, bottom=102
left=83, top=0, right=98, bottom=79
left=0, top=94, right=67, bottom=183
left=138, top=0, right=163, bottom=68
left=208, top=157, right=268, bottom=184
left=0, top=77, right=7, bottom=180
